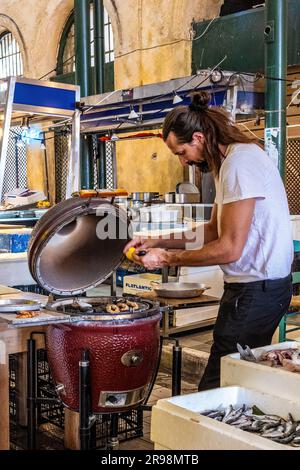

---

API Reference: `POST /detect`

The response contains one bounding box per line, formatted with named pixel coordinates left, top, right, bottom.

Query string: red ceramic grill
left=28, top=197, right=161, bottom=413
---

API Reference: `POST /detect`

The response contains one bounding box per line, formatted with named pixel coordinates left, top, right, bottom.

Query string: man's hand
left=132, top=248, right=170, bottom=270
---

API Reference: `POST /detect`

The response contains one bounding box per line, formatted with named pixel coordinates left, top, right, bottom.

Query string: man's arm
left=124, top=204, right=218, bottom=254
left=132, top=199, right=255, bottom=269
left=155, top=203, right=218, bottom=249
left=168, top=199, right=255, bottom=266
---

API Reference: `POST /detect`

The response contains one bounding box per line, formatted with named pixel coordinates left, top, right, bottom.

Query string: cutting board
left=0, top=310, right=70, bottom=326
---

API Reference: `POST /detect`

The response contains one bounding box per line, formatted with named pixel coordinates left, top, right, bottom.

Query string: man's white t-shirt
left=214, top=143, right=293, bottom=283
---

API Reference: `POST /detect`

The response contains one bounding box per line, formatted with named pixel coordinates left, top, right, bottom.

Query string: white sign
left=264, top=127, right=280, bottom=167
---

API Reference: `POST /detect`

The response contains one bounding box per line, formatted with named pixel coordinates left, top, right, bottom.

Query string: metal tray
left=151, top=282, right=211, bottom=299
left=0, top=298, right=41, bottom=312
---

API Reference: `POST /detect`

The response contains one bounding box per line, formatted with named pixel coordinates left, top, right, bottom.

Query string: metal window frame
left=104, top=9, right=114, bottom=63
left=57, top=13, right=75, bottom=76
left=0, top=31, right=23, bottom=79
left=57, top=4, right=114, bottom=76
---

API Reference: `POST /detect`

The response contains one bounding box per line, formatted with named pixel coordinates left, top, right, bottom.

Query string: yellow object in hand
left=37, top=200, right=50, bottom=208
left=126, top=247, right=136, bottom=261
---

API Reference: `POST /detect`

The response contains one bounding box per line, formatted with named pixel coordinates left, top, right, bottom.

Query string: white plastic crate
left=221, top=341, right=300, bottom=402
left=151, top=386, right=300, bottom=450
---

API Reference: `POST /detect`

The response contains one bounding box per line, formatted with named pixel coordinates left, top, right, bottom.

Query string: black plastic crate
left=9, top=355, right=17, bottom=420
left=95, top=409, right=143, bottom=449
left=13, top=284, right=49, bottom=296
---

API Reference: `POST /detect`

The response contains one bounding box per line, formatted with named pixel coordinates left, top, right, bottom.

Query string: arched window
left=0, top=31, right=23, bottom=79
left=56, top=3, right=114, bottom=91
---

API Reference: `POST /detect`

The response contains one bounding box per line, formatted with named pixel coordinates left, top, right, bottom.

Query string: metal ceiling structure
left=0, top=77, right=80, bottom=198
left=80, top=69, right=265, bottom=136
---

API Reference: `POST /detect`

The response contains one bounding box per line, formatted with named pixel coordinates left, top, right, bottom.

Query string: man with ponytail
left=124, top=91, right=293, bottom=391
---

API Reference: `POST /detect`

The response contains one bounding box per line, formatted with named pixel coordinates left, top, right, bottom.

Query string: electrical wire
left=38, top=55, right=75, bottom=80
left=114, top=38, right=190, bottom=60
left=192, top=17, right=217, bottom=41
left=114, top=17, right=217, bottom=60
left=238, top=122, right=264, bottom=141
left=83, top=89, right=120, bottom=114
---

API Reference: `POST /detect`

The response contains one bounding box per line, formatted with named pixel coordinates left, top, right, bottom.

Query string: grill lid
left=28, top=197, right=129, bottom=296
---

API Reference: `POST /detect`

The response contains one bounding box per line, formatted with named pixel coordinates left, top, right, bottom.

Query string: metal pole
left=0, top=77, right=16, bottom=199
left=67, top=108, right=81, bottom=197
left=93, top=0, right=105, bottom=95
left=15, top=136, right=19, bottom=188
left=79, top=349, right=91, bottom=450
left=74, top=0, right=92, bottom=189
left=172, top=340, right=182, bottom=396
left=264, top=0, right=287, bottom=181
left=93, top=1, right=106, bottom=189
left=42, top=132, right=50, bottom=201
left=74, top=0, right=91, bottom=97
left=97, top=139, right=106, bottom=188
left=162, top=267, right=169, bottom=283
left=107, top=414, right=119, bottom=450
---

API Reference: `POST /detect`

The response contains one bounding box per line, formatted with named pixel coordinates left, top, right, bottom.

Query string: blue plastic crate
left=116, top=268, right=138, bottom=287
left=11, top=234, right=31, bottom=253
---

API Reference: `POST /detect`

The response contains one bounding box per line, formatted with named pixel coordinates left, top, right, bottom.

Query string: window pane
left=104, top=8, right=108, bottom=23
left=62, top=23, right=75, bottom=74
left=0, top=32, right=23, bottom=79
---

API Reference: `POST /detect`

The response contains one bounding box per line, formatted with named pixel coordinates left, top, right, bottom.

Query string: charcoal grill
left=28, top=197, right=161, bottom=414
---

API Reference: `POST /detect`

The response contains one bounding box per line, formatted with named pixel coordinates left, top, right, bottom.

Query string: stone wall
left=0, top=0, right=223, bottom=195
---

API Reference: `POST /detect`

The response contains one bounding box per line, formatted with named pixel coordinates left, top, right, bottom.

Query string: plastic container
left=151, top=386, right=300, bottom=450
left=221, top=341, right=300, bottom=402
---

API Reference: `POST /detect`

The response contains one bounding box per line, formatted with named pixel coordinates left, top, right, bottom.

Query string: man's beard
left=188, top=160, right=210, bottom=173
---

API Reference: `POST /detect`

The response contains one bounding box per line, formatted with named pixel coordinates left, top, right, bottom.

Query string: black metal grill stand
left=27, top=337, right=37, bottom=450
left=171, top=340, right=182, bottom=396
left=79, top=349, right=96, bottom=450
left=107, top=413, right=119, bottom=450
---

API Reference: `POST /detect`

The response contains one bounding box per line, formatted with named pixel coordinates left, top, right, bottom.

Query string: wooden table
left=0, top=291, right=80, bottom=450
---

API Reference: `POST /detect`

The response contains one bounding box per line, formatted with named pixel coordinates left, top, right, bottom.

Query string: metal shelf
left=163, top=317, right=216, bottom=336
